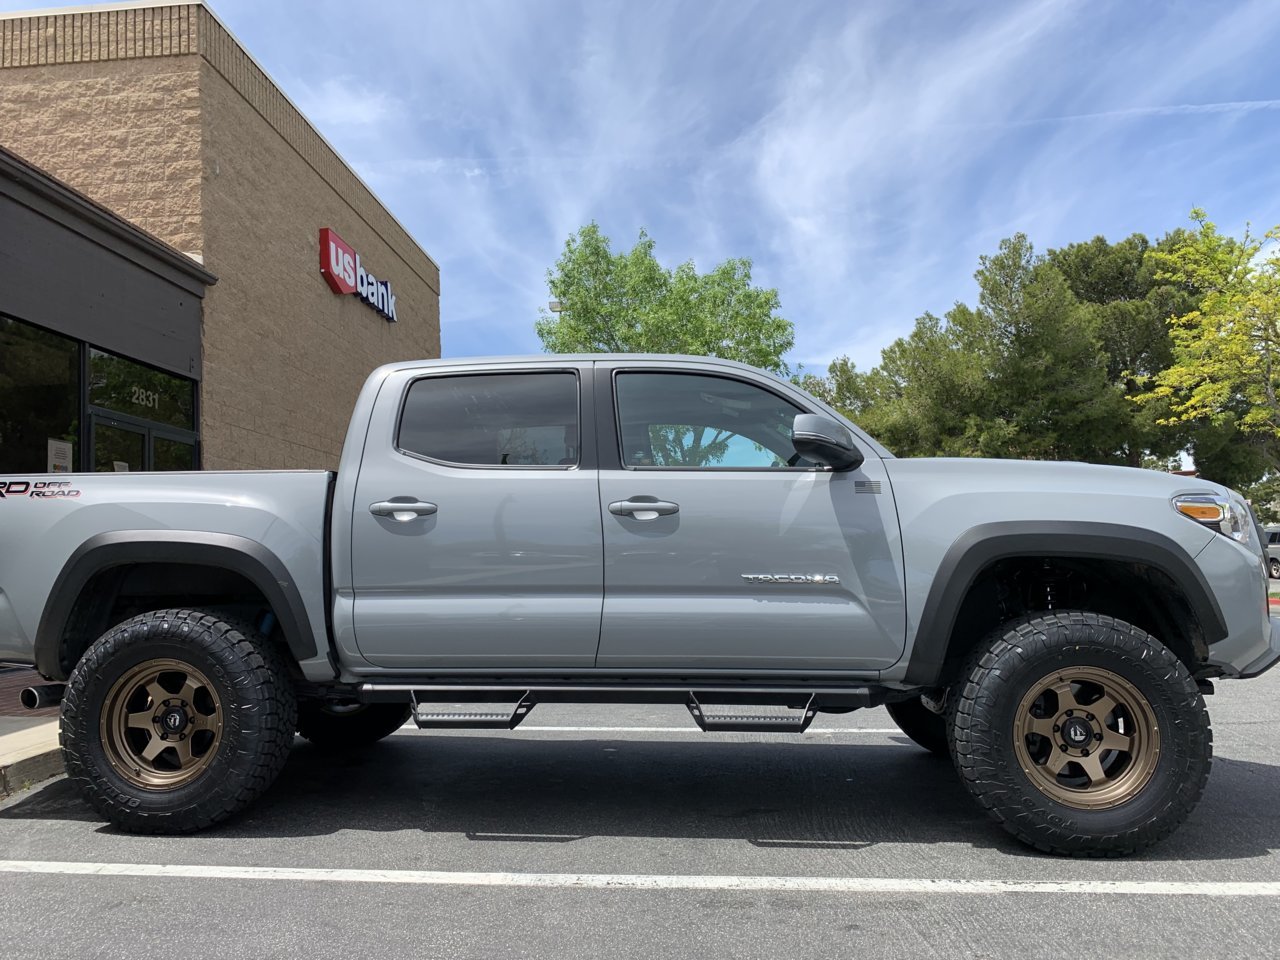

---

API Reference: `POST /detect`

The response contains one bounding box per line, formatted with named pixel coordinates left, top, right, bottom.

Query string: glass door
left=91, top=417, right=146, bottom=472
left=152, top=433, right=197, bottom=471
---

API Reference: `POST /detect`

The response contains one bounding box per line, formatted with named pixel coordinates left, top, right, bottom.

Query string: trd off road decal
left=0, top=480, right=81, bottom=500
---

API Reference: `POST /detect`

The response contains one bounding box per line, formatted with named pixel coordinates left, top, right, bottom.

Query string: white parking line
left=1, top=860, right=1277, bottom=897
left=398, top=725, right=902, bottom=734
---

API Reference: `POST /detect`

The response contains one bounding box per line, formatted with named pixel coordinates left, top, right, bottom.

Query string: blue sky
left=12, top=0, right=1280, bottom=373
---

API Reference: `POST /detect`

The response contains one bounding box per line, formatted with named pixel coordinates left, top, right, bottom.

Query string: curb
left=0, top=747, right=62, bottom=799
left=0, top=721, right=62, bottom=800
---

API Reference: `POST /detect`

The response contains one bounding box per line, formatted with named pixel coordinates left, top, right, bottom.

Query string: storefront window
left=93, top=422, right=146, bottom=472
left=0, top=316, right=79, bottom=473
left=89, top=348, right=195, bottom=431
left=153, top=436, right=197, bottom=471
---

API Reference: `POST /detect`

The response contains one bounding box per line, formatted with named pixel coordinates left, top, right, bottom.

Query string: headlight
left=1173, top=493, right=1253, bottom=545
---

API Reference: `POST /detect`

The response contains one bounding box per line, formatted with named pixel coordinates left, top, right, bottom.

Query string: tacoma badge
left=741, top=574, right=840, bottom=584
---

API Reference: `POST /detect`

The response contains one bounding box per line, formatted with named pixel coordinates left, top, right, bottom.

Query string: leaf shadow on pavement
left=2, top=736, right=1276, bottom=861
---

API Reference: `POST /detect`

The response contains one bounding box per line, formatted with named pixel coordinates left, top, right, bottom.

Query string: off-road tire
left=885, top=696, right=949, bottom=755
left=950, top=611, right=1211, bottom=858
left=61, top=609, right=297, bottom=834
left=296, top=701, right=413, bottom=748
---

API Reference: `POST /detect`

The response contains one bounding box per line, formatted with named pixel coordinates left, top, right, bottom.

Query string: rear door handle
left=370, top=499, right=438, bottom=522
left=609, top=498, right=680, bottom=520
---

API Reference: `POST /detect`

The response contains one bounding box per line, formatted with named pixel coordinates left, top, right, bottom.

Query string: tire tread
left=949, top=611, right=1212, bottom=858
left=61, top=608, right=297, bottom=834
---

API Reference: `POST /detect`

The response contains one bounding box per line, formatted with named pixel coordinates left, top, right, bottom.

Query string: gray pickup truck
left=2, top=355, right=1276, bottom=856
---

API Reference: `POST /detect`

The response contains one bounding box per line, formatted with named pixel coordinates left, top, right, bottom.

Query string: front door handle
left=370, top=499, right=438, bottom=522
left=609, top=498, right=680, bottom=520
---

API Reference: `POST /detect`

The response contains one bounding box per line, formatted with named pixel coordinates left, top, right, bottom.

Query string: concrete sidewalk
left=0, top=715, right=60, bottom=798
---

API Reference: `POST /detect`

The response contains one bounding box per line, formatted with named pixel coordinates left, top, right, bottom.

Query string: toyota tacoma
left=2, top=354, right=1276, bottom=856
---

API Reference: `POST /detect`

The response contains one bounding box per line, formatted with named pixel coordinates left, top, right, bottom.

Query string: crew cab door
left=595, top=362, right=905, bottom=671
left=348, top=363, right=602, bottom=669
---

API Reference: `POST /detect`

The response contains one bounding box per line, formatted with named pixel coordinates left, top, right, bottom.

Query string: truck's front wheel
left=61, top=609, right=296, bottom=833
left=951, top=612, right=1211, bottom=857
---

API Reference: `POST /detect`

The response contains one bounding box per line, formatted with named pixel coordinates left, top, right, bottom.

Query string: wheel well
left=56, top=562, right=296, bottom=678
left=940, top=556, right=1209, bottom=685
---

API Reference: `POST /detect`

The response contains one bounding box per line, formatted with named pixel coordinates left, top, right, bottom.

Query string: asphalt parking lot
left=2, top=670, right=1279, bottom=960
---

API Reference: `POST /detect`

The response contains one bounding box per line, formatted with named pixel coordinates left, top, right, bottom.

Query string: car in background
left=1267, top=526, right=1280, bottom=579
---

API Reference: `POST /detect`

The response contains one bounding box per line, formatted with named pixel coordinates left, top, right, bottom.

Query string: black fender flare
left=901, top=521, right=1228, bottom=686
left=36, top=530, right=318, bottom=679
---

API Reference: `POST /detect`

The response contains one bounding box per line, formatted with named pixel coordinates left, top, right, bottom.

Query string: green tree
left=1135, top=210, right=1280, bottom=478
left=536, top=223, right=794, bottom=375
left=1047, top=233, right=1190, bottom=467
left=807, top=235, right=1125, bottom=462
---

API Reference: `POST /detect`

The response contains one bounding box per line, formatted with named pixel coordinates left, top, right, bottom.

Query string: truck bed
left=0, top=470, right=332, bottom=671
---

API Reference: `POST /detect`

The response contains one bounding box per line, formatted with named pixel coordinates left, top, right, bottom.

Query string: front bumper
left=1239, top=617, right=1280, bottom=679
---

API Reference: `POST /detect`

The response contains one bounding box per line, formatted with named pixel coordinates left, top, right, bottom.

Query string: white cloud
left=288, top=76, right=400, bottom=131
left=67, top=0, right=1276, bottom=372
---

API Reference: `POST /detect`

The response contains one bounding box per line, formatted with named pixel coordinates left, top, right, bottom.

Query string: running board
left=411, top=691, right=534, bottom=730
left=357, top=682, right=887, bottom=731
left=686, top=693, right=819, bottom=733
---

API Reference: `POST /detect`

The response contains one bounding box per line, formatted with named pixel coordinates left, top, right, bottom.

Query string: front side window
left=399, top=372, right=579, bottom=467
left=615, top=372, right=811, bottom=469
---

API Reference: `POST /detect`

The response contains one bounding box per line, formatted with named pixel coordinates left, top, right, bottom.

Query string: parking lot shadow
left=3, top=735, right=1278, bottom=860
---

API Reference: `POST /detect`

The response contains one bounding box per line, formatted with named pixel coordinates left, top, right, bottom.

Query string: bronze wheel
left=951, top=612, right=1211, bottom=857
left=99, top=658, right=223, bottom=790
left=1013, top=666, right=1160, bottom=810
left=64, top=610, right=295, bottom=833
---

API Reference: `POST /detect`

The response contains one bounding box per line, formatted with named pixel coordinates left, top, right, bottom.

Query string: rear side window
left=398, top=372, right=579, bottom=467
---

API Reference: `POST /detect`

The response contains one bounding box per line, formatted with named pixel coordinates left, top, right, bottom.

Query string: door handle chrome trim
left=370, top=500, right=438, bottom=522
left=608, top=499, right=680, bottom=519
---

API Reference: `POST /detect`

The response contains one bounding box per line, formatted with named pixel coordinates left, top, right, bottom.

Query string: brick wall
left=0, top=2, right=441, bottom=470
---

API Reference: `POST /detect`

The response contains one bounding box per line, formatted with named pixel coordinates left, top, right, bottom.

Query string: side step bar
left=686, top=693, right=818, bottom=733
left=360, top=682, right=884, bottom=733
left=412, top=691, right=535, bottom=730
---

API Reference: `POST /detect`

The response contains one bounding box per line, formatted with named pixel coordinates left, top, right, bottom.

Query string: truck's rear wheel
left=61, top=609, right=296, bottom=834
left=296, top=701, right=412, bottom=748
left=951, top=612, right=1211, bottom=857
left=885, top=696, right=948, bottom=755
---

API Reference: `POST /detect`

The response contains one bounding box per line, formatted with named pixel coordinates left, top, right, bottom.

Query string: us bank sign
left=319, top=227, right=398, bottom=322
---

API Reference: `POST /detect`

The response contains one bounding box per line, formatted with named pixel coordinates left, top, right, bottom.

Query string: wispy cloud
left=288, top=76, right=400, bottom=131
left=984, top=98, right=1280, bottom=129
left=6, top=0, right=1278, bottom=376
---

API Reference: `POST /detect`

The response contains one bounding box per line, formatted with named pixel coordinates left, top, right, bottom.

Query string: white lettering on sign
left=319, top=227, right=399, bottom=322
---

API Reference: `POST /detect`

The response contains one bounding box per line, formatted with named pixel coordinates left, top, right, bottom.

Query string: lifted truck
left=3, top=355, right=1276, bottom=856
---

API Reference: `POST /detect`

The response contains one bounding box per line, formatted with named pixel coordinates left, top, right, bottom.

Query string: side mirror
left=791, top=414, right=864, bottom=471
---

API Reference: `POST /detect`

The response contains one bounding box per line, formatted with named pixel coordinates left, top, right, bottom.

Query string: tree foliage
left=803, top=234, right=1145, bottom=463
left=803, top=226, right=1280, bottom=500
left=536, top=223, right=794, bottom=375
left=539, top=216, right=1280, bottom=508
left=1134, top=210, right=1280, bottom=475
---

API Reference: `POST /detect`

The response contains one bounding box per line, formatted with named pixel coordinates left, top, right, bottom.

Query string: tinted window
left=615, top=372, right=810, bottom=469
left=399, top=372, right=579, bottom=466
left=0, top=316, right=79, bottom=473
